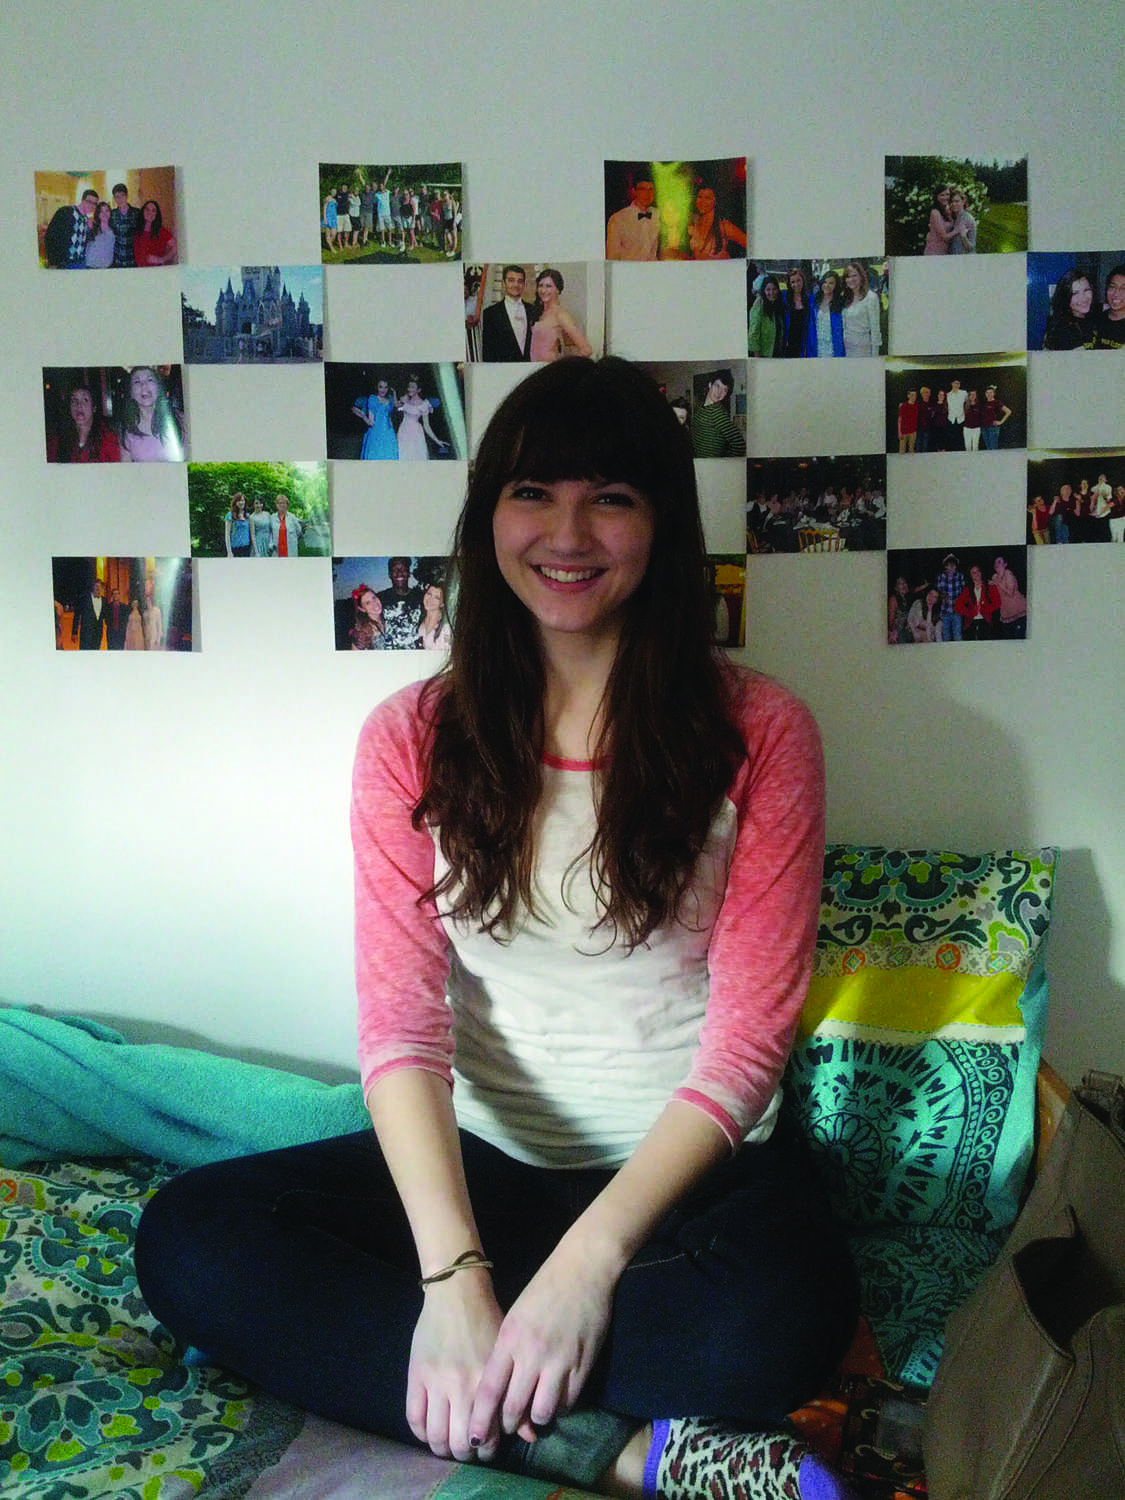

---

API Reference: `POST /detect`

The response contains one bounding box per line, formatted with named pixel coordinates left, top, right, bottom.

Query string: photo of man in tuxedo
left=479, top=265, right=537, bottom=361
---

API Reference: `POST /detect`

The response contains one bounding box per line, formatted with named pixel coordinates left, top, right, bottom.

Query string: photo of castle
left=181, top=264, right=324, bottom=363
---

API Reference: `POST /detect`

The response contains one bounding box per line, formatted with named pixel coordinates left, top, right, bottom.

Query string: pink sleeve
left=673, top=674, right=825, bottom=1143
left=352, top=683, right=454, bottom=1100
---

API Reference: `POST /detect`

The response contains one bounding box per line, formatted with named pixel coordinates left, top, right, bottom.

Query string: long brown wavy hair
left=413, top=356, right=746, bottom=949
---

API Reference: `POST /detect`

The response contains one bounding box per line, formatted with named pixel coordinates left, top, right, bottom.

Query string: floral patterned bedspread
left=0, top=1158, right=598, bottom=1500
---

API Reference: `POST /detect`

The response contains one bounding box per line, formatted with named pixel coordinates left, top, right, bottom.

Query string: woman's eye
left=509, top=484, right=548, bottom=501
left=595, top=490, right=636, bottom=507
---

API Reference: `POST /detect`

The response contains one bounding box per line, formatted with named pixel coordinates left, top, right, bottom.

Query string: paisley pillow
left=785, top=845, right=1058, bottom=1236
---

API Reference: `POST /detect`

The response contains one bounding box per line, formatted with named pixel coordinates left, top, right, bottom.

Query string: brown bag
left=923, top=1071, right=1125, bottom=1499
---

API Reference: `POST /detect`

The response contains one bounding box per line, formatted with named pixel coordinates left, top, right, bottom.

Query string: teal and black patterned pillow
left=786, top=845, right=1058, bottom=1237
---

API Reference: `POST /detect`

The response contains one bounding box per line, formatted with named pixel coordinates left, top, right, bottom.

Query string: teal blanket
left=0, top=1007, right=370, bottom=1168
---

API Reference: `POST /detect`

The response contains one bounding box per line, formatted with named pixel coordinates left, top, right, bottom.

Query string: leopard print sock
left=651, top=1417, right=811, bottom=1499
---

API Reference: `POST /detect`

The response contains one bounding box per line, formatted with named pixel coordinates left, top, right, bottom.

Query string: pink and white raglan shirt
left=352, top=667, right=825, bottom=1168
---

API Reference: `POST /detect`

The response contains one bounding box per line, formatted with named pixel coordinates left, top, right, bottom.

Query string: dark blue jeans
left=135, top=1119, right=857, bottom=1451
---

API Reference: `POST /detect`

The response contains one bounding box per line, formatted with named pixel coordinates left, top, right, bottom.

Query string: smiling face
left=1070, top=277, right=1094, bottom=317
left=763, top=278, right=780, bottom=302
left=376, top=379, right=389, bottom=397
left=536, top=275, right=558, bottom=307
left=938, top=187, right=952, bottom=211
left=695, top=187, right=716, bottom=215
left=820, top=273, right=838, bottom=302
left=113, top=187, right=128, bottom=210
left=970, top=565, right=983, bottom=585
left=389, top=558, right=410, bottom=592
left=130, top=368, right=158, bottom=408
left=502, top=268, right=525, bottom=300
left=632, top=180, right=655, bottom=209
left=1106, top=273, right=1125, bottom=317
left=788, top=269, right=804, bottom=296
left=406, top=380, right=420, bottom=399
left=142, top=201, right=158, bottom=227
left=96, top=203, right=111, bottom=231
left=423, top=583, right=444, bottom=615
left=79, top=191, right=97, bottom=219
left=359, top=589, right=382, bottom=623
left=492, top=476, right=654, bottom=654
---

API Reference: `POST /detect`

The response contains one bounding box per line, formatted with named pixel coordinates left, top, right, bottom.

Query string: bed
left=2, top=844, right=1059, bottom=1497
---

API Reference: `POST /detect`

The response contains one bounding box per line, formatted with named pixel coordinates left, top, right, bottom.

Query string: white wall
left=2, top=0, right=1122, bottom=1087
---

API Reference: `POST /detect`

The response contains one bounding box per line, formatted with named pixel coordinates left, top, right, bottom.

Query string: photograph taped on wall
left=884, top=155, right=1028, bottom=257
left=747, top=454, right=887, bottom=555
left=604, top=157, right=747, bottom=261
left=887, top=545, right=1029, bottom=644
left=52, top=556, right=195, bottom=651
left=885, top=354, right=1027, bottom=454
left=332, top=555, right=452, bottom=651
left=1027, top=450, right=1125, bottom=545
left=708, top=554, right=746, bottom=647
left=318, top=162, right=462, bottom=265
left=631, top=359, right=747, bottom=458
left=464, top=262, right=605, bottom=364
left=43, top=366, right=186, bottom=463
left=35, top=166, right=178, bottom=269
left=181, top=267, right=324, bottom=363
left=187, top=462, right=330, bottom=559
left=325, top=362, right=467, bottom=461
left=1027, top=252, right=1125, bottom=351
left=748, top=258, right=888, bottom=359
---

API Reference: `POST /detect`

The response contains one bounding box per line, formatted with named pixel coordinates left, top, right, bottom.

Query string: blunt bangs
left=488, top=358, right=686, bottom=504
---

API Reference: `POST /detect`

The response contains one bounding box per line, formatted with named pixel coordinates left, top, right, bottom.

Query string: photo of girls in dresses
left=331, top=555, right=452, bottom=651
left=464, top=263, right=604, bottom=363
left=603, top=157, right=747, bottom=261
left=180, top=266, right=324, bottom=363
left=886, top=545, right=1029, bottom=644
left=883, top=155, right=1028, bottom=256
left=885, top=356, right=1027, bottom=453
left=318, top=162, right=462, bottom=264
left=187, top=462, right=330, bottom=559
left=1027, top=451, right=1125, bottom=545
left=324, top=363, right=467, bottom=461
left=747, top=455, right=887, bottom=554
left=747, top=259, right=888, bottom=358
left=1027, top=254, right=1125, bottom=350
left=43, top=366, right=186, bottom=463
left=52, top=556, right=194, bottom=651
left=35, top=167, right=177, bottom=269
left=633, top=359, right=748, bottom=458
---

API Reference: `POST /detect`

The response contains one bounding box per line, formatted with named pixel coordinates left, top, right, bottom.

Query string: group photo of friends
left=52, top=556, right=194, bottom=651
left=886, top=357, right=1027, bottom=452
left=747, top=455, right=888, bottom=554
left=887, top=545, right=1030, bottom=643
left=747, top=258, right=889, bottom=359
left=36, top=168, right=178, bottom=270
left=319, top=163, right=462, bottom=265
left=603, top=157, right=747, bottom=261
left=324, top=363, right=466, bottom=461
left=331, top=555, right=452, bottom=651
left=187, top=463, right=330, bottom=559
left=883, top=155, right=1028, bottom=256
left=43, top=366, right=186, bottom=463
left=464, top=263, right=604, bottom=364
left=1027, top=253, right=1125, bottom=350
left=1026, top=452, right=1125, bottom=544
left=635, top=360, right=747, bottom=457
left=181, top=266, right=324, bottom=364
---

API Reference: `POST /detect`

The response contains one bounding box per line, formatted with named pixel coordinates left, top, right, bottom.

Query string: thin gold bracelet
left=419, top=1249, right=494, bottom=1289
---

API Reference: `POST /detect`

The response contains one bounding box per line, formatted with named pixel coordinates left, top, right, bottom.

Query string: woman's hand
left=467, top=1242, right=618, bottom=1460
left=408, top=1268, right=506, bottom=1461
